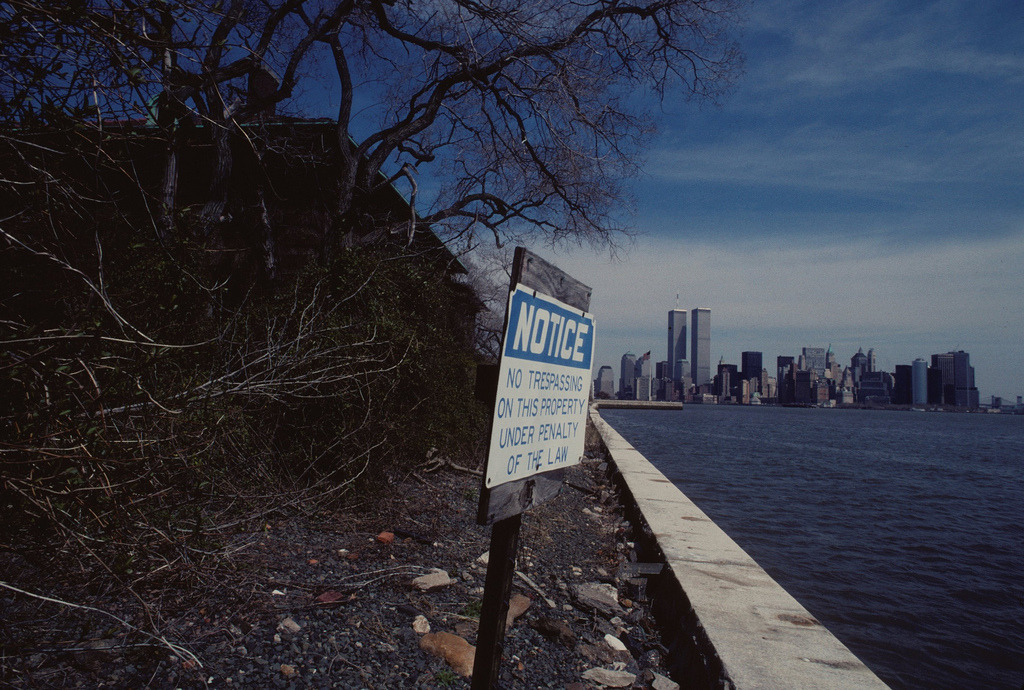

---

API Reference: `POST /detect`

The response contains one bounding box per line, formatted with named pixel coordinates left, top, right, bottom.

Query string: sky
left=536, top=0, right=1024, bottom=401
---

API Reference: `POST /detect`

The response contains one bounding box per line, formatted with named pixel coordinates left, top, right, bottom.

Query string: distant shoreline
left=592, top=400, right=683, bottom=410
left=592, top=399, right=1020, bottom=414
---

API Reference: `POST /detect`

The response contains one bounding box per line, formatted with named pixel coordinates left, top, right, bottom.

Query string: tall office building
left=634, top=352, right=652, bottom=401
left=867, top=348, right=878, bottom=373
left=619, top=352, right=636, bottom=399
left=741, top=351, right=762, bottom=390
left=951, top=350, right=979, bottom=409
left=667, top=309, right=687, bottom=382
left=930, top=352, right=955, bottom=404
left=893, top=365, right=913, bottom=405
left=776, top=356, right=795, bottom=404
left=802, top=347, right=826, bottom=377
left=851, top=348, right=868, bottom=387
left=929, top=351, right=978, bottom=409
left=912, top=358, right=928, bottom=405
left=595, top=366, right=615, bottom=398
left=690, top=308, right=711, bottom=387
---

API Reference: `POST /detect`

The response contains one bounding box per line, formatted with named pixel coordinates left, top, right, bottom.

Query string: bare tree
left=0, top=3, right=742, bottom=672
left=2, top=0, right=743, bottom=253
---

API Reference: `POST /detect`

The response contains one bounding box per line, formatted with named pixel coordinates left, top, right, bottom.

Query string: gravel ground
left=1, top=448, right=675, bottom=689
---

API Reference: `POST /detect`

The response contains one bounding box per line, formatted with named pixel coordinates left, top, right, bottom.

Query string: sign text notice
left=485, top=286, right=595, bottom=488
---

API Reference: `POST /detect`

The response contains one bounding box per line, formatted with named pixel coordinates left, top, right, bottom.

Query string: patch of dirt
left=1, top=451, right=673, bottom=688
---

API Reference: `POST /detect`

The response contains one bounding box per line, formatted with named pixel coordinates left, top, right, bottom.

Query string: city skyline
left=522, top=0, right=1023, bottom=401
left=593, top=296, right=999, bottom=403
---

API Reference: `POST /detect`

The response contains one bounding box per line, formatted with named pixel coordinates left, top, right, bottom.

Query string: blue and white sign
left=485, top=286, right=595, bottom=488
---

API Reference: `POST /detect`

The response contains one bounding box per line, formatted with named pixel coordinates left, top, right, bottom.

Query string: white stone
left=475, top=551, right=490, bottom=566
left=411, top=569, right=454, bottom=592
left=603, top=633, right=627, bottom=652
left=652, top=671, right=680, bottom=690
left=581, top=667, right=636, bottom=687
left=412, top=615, right=430, bottom=634
left=571, top=582, right=625, bottom=617
left=277, top=617, right=301, bottom=634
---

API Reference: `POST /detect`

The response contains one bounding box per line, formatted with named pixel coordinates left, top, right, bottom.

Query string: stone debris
left=376, top=531, right=395, bottom=545
left=475, top=551, right=490, bottom=567
left=410, top=568, right=454, bottom=591
left=315, top=590, right=346, bottom=605
left=571, top=582, right=626, bottom=617
left=530, top=616, right=576, bottom=648
left=279, top=664, right=296, bottom=677
left=276, top=617, right=301, bottom=634
left=652, top=671, right=681, bottom=690
left=603, top=633, right=627, bottom=652
left=516, top=570, right=558, bottom=608
left=581, top=667, right=636, bottom=687
left=412, top=615, right=430, bottom=634
left=505, top=593, right=531, bottom=629
left=455, top=620, right=478, bottom=638
left=418, top=631, right=475, bottom=677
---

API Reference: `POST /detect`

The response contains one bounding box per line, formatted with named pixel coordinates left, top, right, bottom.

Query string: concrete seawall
left=590, top=408, right=890, bottom=689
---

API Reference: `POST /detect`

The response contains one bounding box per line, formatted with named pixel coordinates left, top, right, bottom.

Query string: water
left=600, top=405, right=1024, bottom=689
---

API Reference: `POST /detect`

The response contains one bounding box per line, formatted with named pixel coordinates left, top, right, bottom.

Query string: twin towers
left=668, top=308, right=711, bottom=389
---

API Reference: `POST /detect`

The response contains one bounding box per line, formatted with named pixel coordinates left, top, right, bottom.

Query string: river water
left=599, top=405, right=1023, bottom=689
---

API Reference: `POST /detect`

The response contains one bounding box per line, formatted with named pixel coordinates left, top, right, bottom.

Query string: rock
left=412, top=615, right=430, bottom=634
left=581, top=667, right=636, bottom=687
left=280, top=664, right=297, bottom=677
left=530, top=616, right=576, bottom=648
left=604, top=634, right=627, bottom=652
left=419, top=632, right=475, bottom=678
left=410, top=569, right=454, bottom=591
left=571, top=582, right=625, bottom=617
left=377, top=531, right=395, bottom=545
left=277, top=617, right=301, bottom=634
left=652, top=671, right=680, bottom=690
left=455, top=620, right=478, bottom=637
left=315, top=591, right=347, bottom=605
left=475, top=551, right=490, bottom=567
left=505, top=593, right=531, bottom=629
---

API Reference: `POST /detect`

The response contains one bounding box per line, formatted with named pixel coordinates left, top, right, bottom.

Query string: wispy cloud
left=748, top=0, right=1024, bottom=90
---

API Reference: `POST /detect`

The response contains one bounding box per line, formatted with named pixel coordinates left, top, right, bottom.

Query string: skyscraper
left=690, top=308, right=711, bottom=387
left=634, top=351, right=652, bottom=401
left=741, top=351, right=763, bottom=390
left=851, top=348, right=868, bottom=387
left=802, top=347, right=826, bottom=377
left=951, top=350, right=979, bottom=409
left=667, top=309, right=687, bottom=382
left=912, top=358, right=928, bottom=405
left=619, top=352, right=636, bottom=399
left=595, top=366, right=615, bottom=398
left=931, top=352, right=955, bottom=404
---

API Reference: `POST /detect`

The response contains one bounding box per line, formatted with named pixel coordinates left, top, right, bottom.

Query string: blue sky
left=542, top=0, right=1024, bottom=401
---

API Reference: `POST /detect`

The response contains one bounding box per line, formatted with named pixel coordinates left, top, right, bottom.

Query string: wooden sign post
left=472, top=248, right=594, bottom=689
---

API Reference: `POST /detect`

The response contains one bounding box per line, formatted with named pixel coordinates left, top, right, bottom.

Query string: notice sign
left=485, top=286, right=595, bottom=488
